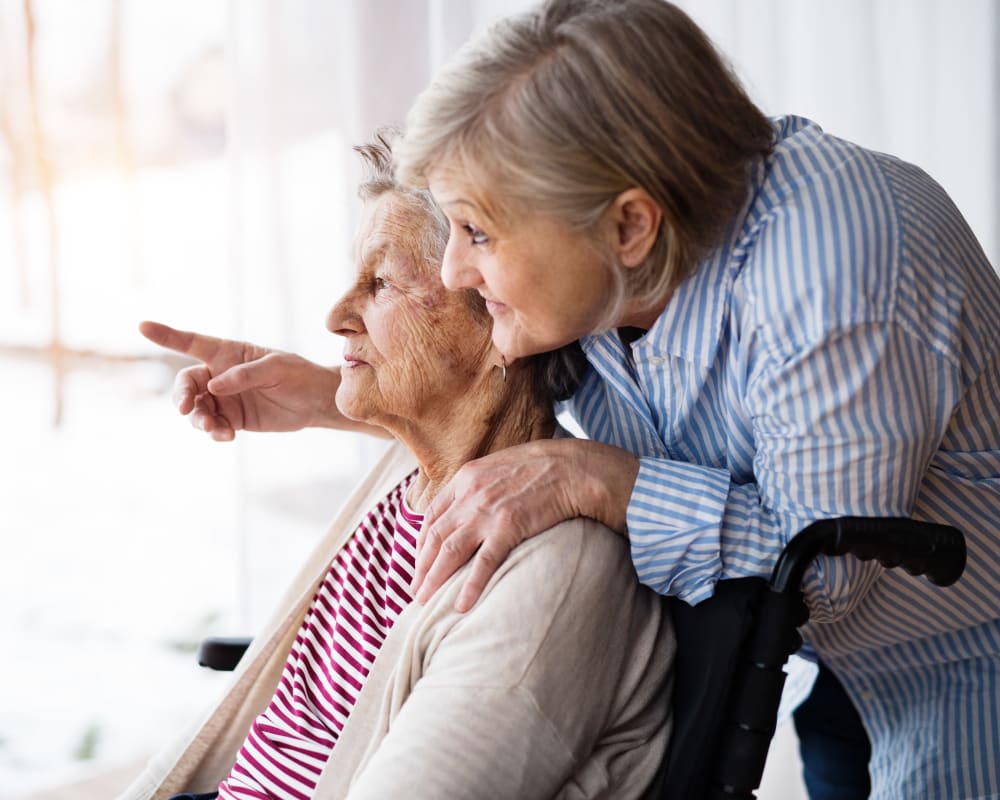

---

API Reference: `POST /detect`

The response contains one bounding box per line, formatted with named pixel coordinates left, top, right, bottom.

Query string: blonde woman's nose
left=440, top=239, right=481, bottom=291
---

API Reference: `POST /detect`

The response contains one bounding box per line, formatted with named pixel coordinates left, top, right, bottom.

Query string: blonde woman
left=387, top=3, right=1000, bottom=800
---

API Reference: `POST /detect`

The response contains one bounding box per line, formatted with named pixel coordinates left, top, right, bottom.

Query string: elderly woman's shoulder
left=509, top=517, right=644, bottom=593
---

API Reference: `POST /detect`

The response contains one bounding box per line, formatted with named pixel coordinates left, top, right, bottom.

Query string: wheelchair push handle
left=770, top=516, right=966, bottom=594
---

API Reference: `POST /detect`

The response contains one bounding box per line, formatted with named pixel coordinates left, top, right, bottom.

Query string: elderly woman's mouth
left=484, top=298, right=507, bottom=315
left=343, top=354, right=369, bottom=368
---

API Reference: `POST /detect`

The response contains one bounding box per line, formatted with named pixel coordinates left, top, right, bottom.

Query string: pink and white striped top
left=218, top=471, right=421, bottom=800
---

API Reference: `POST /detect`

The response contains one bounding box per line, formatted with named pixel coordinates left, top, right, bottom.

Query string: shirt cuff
left=626, top=456, right=730, bottom=604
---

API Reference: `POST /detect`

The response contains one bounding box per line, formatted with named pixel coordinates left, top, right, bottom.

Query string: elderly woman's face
left=327, top=192, right=495, bottom=430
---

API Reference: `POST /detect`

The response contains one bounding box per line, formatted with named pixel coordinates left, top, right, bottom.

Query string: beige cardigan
left=119, top=441, right=674, bottom=800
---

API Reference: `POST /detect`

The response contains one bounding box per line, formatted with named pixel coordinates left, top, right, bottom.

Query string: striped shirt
left=218, top=471, right=421, bottom=800
left=566, top=116, right=1000, bottom=799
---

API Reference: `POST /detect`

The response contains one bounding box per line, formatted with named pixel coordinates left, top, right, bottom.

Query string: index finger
left=139, top=320, right=225, bottom=363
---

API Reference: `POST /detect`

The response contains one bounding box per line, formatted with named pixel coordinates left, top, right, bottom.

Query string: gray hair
left=354, top=129, right=588, bottom=402
left=354, top=128, right=450, bottom=274
left=395, top=0, right=773, bottom=329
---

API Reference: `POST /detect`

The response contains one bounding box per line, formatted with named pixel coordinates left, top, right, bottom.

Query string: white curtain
left=678, top=0, right=999, bottom=267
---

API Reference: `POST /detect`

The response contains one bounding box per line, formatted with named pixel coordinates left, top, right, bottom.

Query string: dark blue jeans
left=793, top=662, right=872, bottom=800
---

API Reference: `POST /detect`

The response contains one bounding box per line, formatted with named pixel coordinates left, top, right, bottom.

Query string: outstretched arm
left=139, top=320, right=389, bottom=441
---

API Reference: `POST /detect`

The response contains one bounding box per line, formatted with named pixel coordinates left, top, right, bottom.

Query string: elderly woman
left=126, top=132, right=674, bottom=800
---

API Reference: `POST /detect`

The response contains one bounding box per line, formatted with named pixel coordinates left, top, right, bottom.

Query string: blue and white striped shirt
left=567, top=116, right=1000, bottom=799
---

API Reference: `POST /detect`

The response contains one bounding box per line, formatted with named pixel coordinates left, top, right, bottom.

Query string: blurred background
left=1, top=1, right=996, bottom=798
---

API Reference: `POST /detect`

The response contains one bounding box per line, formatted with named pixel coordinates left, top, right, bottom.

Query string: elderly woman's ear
left=608, top=188, right=663, bottom=268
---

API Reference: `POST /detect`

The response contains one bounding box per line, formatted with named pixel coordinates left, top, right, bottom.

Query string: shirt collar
left=584, top=116, right=809, bottom=368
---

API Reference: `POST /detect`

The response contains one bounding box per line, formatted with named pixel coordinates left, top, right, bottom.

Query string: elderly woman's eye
left=463, top=223, right=489, bottom=245
left=374, top=276, right=389, bottom=292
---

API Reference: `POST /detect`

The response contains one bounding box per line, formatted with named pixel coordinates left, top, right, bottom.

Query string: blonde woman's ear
left=610, top=188, right=662, bottom=268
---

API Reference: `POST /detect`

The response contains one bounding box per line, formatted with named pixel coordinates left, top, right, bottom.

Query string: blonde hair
left=396, top=0, right=773, bottom=328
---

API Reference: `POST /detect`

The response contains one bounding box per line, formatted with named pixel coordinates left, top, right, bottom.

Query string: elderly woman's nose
left=440, top=240, right=480, bottom=291
left=325, top=292, right=362, bottom=335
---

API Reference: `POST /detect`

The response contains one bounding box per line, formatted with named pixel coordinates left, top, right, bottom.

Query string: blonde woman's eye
left=374, top=276, right=389, bottom=292
left=463, top=223, right=489, bottom=245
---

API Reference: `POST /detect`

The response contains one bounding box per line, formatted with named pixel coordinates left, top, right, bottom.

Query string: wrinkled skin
left=327, top=193, right=496, bottom=462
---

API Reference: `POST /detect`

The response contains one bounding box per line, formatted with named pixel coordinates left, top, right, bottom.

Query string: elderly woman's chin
left=335, top=384, right=373, bottom=427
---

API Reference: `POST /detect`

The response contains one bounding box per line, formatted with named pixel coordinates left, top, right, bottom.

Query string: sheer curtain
left=679, top=0, right=998, bottom=266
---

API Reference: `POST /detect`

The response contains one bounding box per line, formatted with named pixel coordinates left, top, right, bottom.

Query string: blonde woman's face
left=429, top=169, right=618, bottom=361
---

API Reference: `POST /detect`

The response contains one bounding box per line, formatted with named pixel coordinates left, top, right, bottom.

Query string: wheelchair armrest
left=197, top=636, right=253, bottom=671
